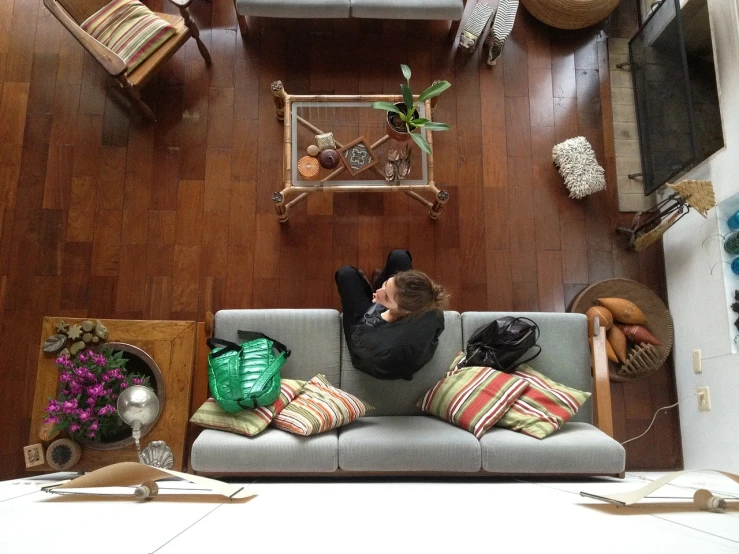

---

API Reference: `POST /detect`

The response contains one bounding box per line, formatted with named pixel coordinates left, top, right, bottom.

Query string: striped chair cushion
left=418, top=366, right=529, bottom=439
left=190, top=379, right=306, bottom=437
left=271, top=374, right=373, bottom=436
left=81, top=0, right=177, bottom=73
left=495, top=365, right=591, bottom=439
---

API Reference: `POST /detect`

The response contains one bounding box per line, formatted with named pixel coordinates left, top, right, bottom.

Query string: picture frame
left=337, top=136, right=379, bottom=176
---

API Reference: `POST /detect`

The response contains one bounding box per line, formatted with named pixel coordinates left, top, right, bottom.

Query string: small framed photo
left=337, top=136, right=379, bottom=176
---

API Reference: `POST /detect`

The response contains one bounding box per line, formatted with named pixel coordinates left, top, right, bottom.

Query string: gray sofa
left=190, top=309, right=625, bottom=476
left=233, top=0, right=466, bottom=36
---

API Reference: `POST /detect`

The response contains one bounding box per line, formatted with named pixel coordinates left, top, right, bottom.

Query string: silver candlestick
left=117, top=386, right=173, bottom=469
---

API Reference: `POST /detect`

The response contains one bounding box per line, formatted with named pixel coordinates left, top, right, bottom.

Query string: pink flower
left=98, top=404, right=115, bottom=416
left=70, top=423, right=80, bottom=432
left=132, top=377, right=145, bottom=385
left=89, top=421, right=99, bottom=431
left=87, top=431, right=96, bottom=438
left=78, top=408, right=93, bottom=422
left=120, top=382, right=128, bottom=389
left=62, top=399, right=78, bottom=413
left=86, top=384, right=105, bottom=398
left=86, top=397, right=96, bottom=405
left=59, top=372, right=71, bottom=383
left=44, top=416, right=59, bottom=425
left=46, top=400, right=60, bottom=413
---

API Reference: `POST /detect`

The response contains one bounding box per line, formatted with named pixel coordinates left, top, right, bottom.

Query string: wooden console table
left=28, top=318, right=197, bottom=472
left=270, top=81, right=450, bottom=222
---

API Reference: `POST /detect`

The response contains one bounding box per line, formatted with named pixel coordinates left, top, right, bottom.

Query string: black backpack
left=462, top=316, right=541, bottom=373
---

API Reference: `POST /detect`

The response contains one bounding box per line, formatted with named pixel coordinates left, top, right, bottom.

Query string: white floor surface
left=1, top=472, right=737, bottom=553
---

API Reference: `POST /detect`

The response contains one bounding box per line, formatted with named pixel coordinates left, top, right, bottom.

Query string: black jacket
left=348, top=310, right=445, bottom=380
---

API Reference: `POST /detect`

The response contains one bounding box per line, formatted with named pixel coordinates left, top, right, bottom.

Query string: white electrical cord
left=620, top=394, right=695, bottom=446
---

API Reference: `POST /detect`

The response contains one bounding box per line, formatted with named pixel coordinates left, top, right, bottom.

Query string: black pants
left=335, top=249, right=413, bottom=343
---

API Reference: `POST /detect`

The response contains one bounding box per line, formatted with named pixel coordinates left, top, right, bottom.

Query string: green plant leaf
left=371, top=101, right=402, bottom=114
left=401, top=84, right=414, bottom=114
left=411, top=118, right=430, bottom=126
left=410, top=131, right=432, bottom=155
left=422, top=122, right=451, bottom=131
left=401, top=64, right=412, bottom=82
left=417, top=80, right=451, bottom=103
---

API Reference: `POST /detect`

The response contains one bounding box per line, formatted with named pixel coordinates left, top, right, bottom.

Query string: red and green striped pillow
left=495, top=364, right=591, bottom=439
left=417, top=366, right=529, bottom=438
left=81, top=0, right=177, bottom=73
left=271, top=374, right=373, bottom=436
left=190, top=379, right=306, bottom=437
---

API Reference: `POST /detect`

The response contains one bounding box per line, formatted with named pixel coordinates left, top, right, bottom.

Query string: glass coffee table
left=270, top=81, right=450, bottom=222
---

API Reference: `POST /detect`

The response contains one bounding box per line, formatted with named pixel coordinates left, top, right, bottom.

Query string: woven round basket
left=571, top=278, right=674, bottom=382
left=520, top=0, right=621, bottom=30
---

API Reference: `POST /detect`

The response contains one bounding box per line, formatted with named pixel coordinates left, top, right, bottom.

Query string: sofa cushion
left=480, top=422, right=625, bottom=474
left=190, top=379, right=306, bottom=437
left=340, top=311, right=463, bottom=416
left=350, top=0, right=464, bottom=20
left=191, top=428, right=338, bottom=473
left=461, top=312, right=593, bottom=423
left=214, top=309, right=341, bottom=385
left=495, top=365, right=591, bottom=439
left=271, top=374, right=372, bottom=435
left=418, top=367, right=529, bottom=438
left=235, top=0, right=350, bottom=18
left=338, top=416, right=481, bottom=472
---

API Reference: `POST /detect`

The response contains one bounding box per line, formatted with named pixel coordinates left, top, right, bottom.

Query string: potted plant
left=45, top=348, right=152, bottom=446
left=371, top=64, right=451, bottom=154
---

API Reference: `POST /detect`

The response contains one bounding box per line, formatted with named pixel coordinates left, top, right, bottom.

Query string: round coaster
left=306, top=144, right=320, bottom=157
left=298, top=156, right=320, bottom=179
left=319, top=149, right=340, bottom=169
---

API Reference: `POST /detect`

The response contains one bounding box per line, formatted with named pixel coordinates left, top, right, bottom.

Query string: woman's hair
left=393, top=270, right=449, bottom=316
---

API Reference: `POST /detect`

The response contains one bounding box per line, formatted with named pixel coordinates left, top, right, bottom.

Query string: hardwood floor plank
left=528, top=68, right=554, bottom=127
left=175, top=180, right=205, bottom=246
left=60, top=241, right=92, bottom=311
left=90, top=209, right=122, bottom=277
left=505, top=96, right=531, bottom=158
left=66, top=176, right=96, bottom=242
left=37, top=209, right=66, bottom=276
left=536, top=249, right=565, bottom=312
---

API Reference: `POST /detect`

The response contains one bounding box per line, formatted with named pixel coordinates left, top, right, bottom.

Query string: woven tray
left=570, top=278, right=674, bottom=382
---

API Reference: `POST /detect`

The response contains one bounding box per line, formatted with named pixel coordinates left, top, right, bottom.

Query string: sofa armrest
left=591, top=319, right=614, bottom=438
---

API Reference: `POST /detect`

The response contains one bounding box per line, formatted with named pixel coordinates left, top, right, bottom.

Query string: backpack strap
left=237, top=330, right=291, bottom=358
left=206, top=338, right=242, bottom=358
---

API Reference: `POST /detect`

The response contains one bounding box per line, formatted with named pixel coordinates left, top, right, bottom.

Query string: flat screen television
left=629, top=0, right=724, bottom=195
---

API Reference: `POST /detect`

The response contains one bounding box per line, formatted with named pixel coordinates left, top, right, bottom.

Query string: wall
left=661, top=0, right=739, bottom=472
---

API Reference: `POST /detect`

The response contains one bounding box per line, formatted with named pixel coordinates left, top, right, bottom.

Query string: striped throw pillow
left=271, top=374, right=373, bottom=436
left=81, top=0, right=177, bottom=73
left=418, top=367, right=529, bottom=438
left=190, top=379, right=306, bottom=437
left=495, top=364, right=591, bottom=439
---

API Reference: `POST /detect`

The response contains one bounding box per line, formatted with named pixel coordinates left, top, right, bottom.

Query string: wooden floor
left=0, top=0, right=682, bottom=479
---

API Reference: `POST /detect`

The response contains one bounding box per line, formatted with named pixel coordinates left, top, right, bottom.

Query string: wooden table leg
left=429, top=189, right=449, bottom=219
left=273, top=191, right=288, bottom=222
left=271, top=80, right=286, bottom=121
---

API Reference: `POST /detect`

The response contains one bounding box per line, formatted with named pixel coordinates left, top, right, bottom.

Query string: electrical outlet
left=693, top=349, right=702, bottom=374
left=697, top=386, right=711, bottom=411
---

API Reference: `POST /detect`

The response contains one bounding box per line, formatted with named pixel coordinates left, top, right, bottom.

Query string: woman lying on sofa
left=335, top=250, right=448, bottom=381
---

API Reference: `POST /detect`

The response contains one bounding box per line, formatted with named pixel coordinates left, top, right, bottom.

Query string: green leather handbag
left=206, top=331, right=290, bottom=413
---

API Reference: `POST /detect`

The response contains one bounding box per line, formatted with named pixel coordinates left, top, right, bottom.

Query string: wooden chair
left=44, top=0, right=212, bottom=121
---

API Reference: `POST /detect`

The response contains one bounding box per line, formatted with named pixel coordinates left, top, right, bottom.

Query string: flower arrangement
left=44, top=349, right=150, bottom=441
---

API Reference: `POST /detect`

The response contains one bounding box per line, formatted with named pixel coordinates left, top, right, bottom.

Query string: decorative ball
left=46, top=438, right=82, bottom=471
left=586, top=306, right=613, bottom=335
left=598, top=297, right=647, bottom=325
left=319, top=149, right=340, bottom=169
left=306, top=144, right=320, bottom=157
left=298, top=156, right=320, bottom=179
